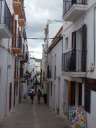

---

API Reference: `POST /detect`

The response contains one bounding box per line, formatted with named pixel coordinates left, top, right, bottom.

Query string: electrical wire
left=12, top=35, right=62, bottom=40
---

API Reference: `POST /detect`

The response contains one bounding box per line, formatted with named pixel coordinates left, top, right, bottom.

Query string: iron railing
left=0, top=0, right=13, bottom=34
left=62, top=50, right=86, bottom=72
left=63, top=0, right=86, bottom=16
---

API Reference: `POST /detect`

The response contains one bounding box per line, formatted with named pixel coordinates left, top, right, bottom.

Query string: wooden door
left=78, top=83, right=82, bottom=105
left=68, top=81, right=75, bottom=120
left=71, top=82, right=75, bottom=105
left=15, top=20, right=17, bottom=47
left=9, top=83, right=12, bottom=111
left=82, top=24, right=87, bottom=72
left=14, top=84, right=15, bottom=107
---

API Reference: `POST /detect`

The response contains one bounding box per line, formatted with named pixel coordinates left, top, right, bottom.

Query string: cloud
left=24, top=0, right=63, bottom=59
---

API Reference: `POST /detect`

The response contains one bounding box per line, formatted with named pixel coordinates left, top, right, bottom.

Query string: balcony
left=62, top=50, right=86, bottom=77
left=0, top=0, right=13, bottom=38
left=18, top=10, right=25, bottom=26
left=13, top=0, right=23, bottom=15
left=11, top=37, right=21, bottom=54
left=63, top=0, right=88, bottom=21
left=14, top=77, right=21, bottom=82
left=17, top=35, right=24, bottom=57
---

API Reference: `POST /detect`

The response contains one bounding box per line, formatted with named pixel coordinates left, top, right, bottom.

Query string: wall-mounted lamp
left=8, top=65, right=12, bottom=70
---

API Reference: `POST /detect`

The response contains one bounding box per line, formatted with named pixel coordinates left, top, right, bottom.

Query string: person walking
left=30, top=91, right=34, bottom=104
left=43, top=83, right=47, bottom=104
left=37, top=89, right=41, bottom=104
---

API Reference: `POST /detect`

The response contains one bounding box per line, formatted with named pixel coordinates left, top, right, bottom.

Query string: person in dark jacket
left=37, top=89, right=41, bottom=104
left=30, top=92, right=34, bottom=104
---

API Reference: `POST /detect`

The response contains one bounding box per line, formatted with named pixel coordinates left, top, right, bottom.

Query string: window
left=54, top=66, right=56, bottom=80
left=85, top=89, right=91, bottom=113
left=51, top=82, right=52, bottom=96
left=65, top=37, right=68, bottom=50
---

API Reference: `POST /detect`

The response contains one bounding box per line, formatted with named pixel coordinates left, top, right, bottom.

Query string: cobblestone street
left=0, top=97, right=69, bottom=128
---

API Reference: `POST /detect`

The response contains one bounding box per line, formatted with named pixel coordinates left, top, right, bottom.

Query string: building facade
left=43, top=0, right=96, bottom=127
left=0, top=0, right=29, bottom=119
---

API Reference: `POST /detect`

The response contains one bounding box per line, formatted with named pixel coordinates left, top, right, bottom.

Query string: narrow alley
left=0, top=97, right=68, bottom=128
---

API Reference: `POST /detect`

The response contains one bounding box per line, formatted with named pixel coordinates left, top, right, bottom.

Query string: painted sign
left=69, top=106, right=86, bottom=128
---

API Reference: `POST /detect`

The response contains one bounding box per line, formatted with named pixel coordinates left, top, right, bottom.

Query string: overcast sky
left=24, top=0, right=63, bottom=59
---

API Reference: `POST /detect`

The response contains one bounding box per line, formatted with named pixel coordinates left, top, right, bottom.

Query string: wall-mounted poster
left=69, top=106, right=86, bottom=128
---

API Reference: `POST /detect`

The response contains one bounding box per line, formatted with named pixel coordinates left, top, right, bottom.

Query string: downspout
left=89, top=7, right=96, bottom=72
left=5, top=39, right=10, bottom=116
left=62, top=36, right=63, bottom=70
left=93, top=7, right=96, bottom=71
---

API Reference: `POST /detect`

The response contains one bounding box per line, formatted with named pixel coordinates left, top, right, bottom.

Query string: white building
left=0, top=0, right=28, bottom=119
left=44, top=0, right=96, bottom=127
left=46, top=27, right=64, bottom=116
left=62, top=0, right=96, bottom=128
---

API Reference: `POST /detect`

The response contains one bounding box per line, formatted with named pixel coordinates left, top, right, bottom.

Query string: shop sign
left=85, top=78, right=96, bottom=91
left=69, top=106, right=86, bottom=128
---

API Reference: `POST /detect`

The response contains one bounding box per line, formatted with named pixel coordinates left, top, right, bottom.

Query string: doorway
left=78, top=83, right=82, bottom=105
left=9, top=83, right=12, bottom=111
left=57, top=78, right=60, bottom=115
left=70, top=82, right=75, bottom=105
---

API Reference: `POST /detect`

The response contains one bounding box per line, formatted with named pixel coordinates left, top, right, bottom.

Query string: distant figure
left=37, top=89, right=41, bottom=104
left=43, top=93, right=47, bottom=104
left=30, top=92, right=34, bottom=104
left=43, top=83, right=47, bottom=104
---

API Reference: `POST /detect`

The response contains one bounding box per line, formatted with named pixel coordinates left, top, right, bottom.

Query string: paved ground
left=0, top=97, right=69, bottom=128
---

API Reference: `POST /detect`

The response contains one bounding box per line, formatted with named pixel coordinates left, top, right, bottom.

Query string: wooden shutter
left=14, top=57, right=16, bottom=79
left=72, top=31, right=76, bottom=50
left=82, top=24, right=87, bottom=72
left=72, top=31, right=76, bottom=71
left=47, top=66, right=49, bottom=78
left=15, top=20, right=17, bottom=47
left=12, top=14, right=15, bottom=47
left=18, top=28, right=20, bottom=48
left=72, top=0, right=76, bottom=5
left=85, top=89, right=91, bottom=113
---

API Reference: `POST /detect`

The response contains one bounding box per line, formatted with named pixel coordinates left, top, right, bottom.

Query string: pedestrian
left=43, top=83, right=47, bottom=104
left=30, top=91, right=34, bottom=104
left=43, top=94, right=47, bottom=104
left=37, top=89, right=41, bottom=104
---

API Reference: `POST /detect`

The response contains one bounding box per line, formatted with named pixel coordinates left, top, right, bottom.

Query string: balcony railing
left=62, top=50, right=86, bottom=72
left=63, top=0, right=86, bottom=16
left=0, top=0, right=13, bottom=35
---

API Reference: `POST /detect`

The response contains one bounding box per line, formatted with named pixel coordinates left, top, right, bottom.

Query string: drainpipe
left=93, top=7, right=96, bottom=71
left=62, top=36, right=63, bottom=70
left=5, top=39, right=10, bottom=116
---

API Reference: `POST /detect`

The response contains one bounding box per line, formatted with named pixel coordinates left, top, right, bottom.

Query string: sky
left=24, top=0, right=63, bottom=59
